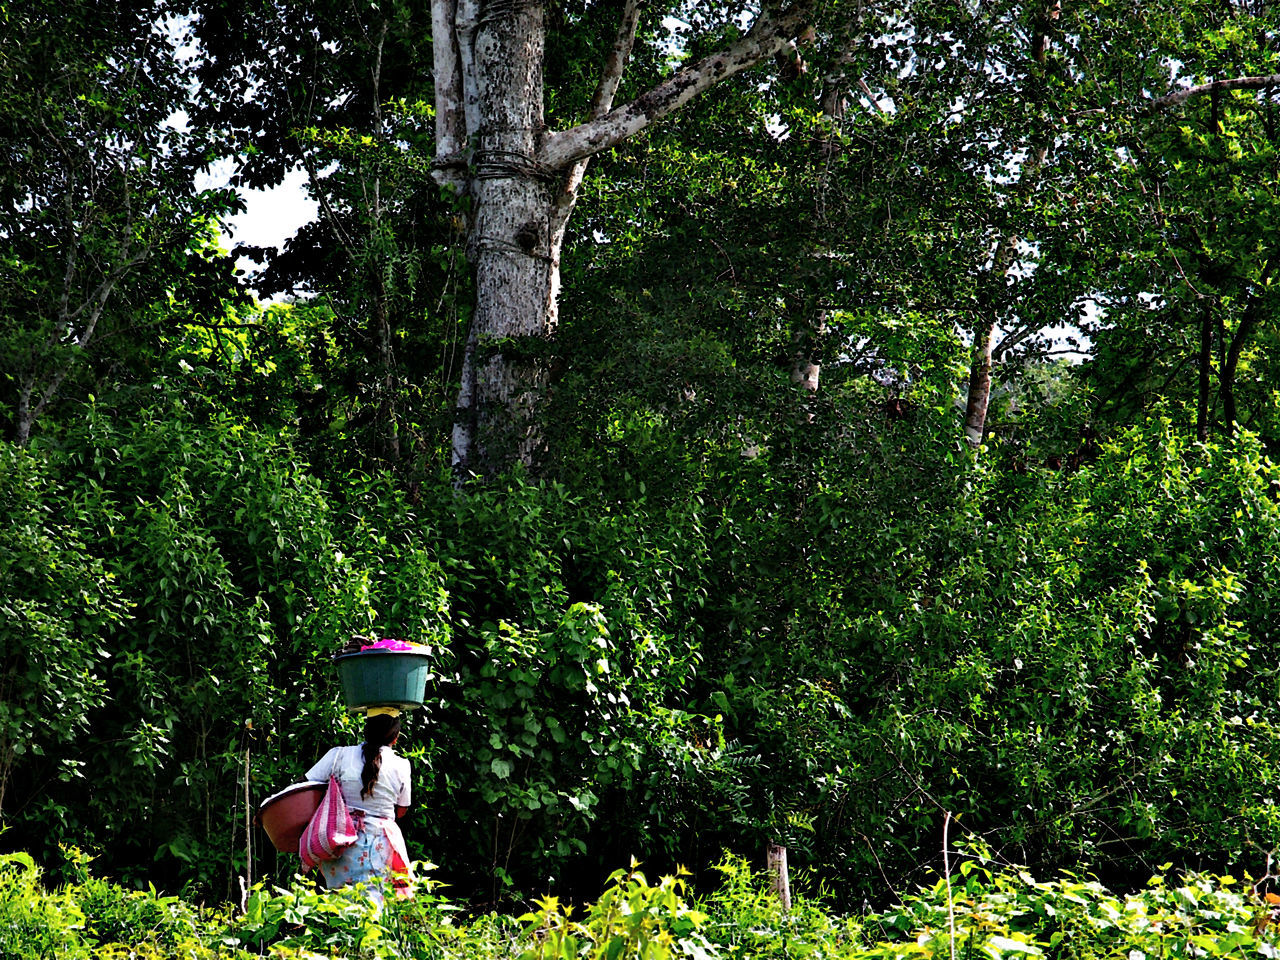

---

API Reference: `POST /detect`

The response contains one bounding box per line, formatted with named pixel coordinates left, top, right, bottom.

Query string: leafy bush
left=0, top=850, right=237, bottom=960
left=864, top=849, right=1280, bottom=960
left=517, top=861, right=714, bottom=960
left=657, top=421, right=1280, bottom=897
left=1, top=400, right=450, bottom=896
left=11, top=846, right=1280, bottom=960
left=0, top=446, right=126, bottom=823
left=0, top=851, right=86, bottom=960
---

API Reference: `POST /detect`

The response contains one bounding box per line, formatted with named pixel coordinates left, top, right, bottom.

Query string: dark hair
left=361, top=714, right=401, bottom=798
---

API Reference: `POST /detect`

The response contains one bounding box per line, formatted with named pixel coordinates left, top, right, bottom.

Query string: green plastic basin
left=335, top=650, right=432, bottom=711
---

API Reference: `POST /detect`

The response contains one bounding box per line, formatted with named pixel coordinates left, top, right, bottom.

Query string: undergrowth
left=3, top=848, right=1280, bottom=959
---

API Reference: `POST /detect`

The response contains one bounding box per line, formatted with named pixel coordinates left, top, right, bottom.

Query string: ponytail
left=360, top=714, right=401, bottom=798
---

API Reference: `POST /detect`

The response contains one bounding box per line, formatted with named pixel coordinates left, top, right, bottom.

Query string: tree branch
left=303, top=152, right=358, bottom=259
left=1150, top=74, right=1280, bottom=110
left=539, top=3, right=813, bottom=169
left=1220, top=258, right=1274, bottom=431
left=588, top=0, right=643, bottom=120
left=60, top=247, right=146, bottom=332
left=551, top=0, right=643, bottom=234
left=26, top=271, right=122, bottom=433
left=857, top=78, right=888, bottom=114
left=1070, top=74, right=1280, bottom=118
left=994, top=322, right=1046, bottom=359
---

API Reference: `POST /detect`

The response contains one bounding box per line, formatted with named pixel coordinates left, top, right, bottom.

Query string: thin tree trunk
left=432, top=0, right=466, bottom=193
left=1220, top=264, right=1272, bottom=434
left=14, top=380, right=35, bottom=446
left=1221, top=311, right=1252, bottom=435
left=787, top=72, right=847, bottom=402
left=375, top=287, right=402, bottom=460
left=0, top=741, right=12, bottom=819
left=964, top=231, right=1026, bottom=445
left=961, top=0, right=1057, bottom=445
left=368, top=18, right=401, bottom=461
left=963, top=316, right=1000, bottom=444
left=242, top=745, right=252, bottom=905
left=790, top=305, right=826, bottom=396
left=1196, top=304, right=1214, bottom=441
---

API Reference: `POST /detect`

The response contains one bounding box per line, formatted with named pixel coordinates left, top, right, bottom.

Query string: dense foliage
left=7, top=849, right=1280, bottom=960
left=3, top=0, right=1280, bottom=928
left=4, top=384, right=1280, bottom=904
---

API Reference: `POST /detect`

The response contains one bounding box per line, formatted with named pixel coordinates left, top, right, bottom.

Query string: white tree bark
left=431, top=0, right=815, bottom=478
left=431, top=0, right=466, bottom=193
left=442, top=0, right=553, bottom=475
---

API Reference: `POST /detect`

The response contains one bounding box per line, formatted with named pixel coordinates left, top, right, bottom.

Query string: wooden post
left=243, top=744, right=252, bottom=909
left=767, top=842, right=791, bottom=911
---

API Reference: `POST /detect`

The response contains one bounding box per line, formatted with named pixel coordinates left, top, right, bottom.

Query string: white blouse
left=305, top=744, right=411, bottom=820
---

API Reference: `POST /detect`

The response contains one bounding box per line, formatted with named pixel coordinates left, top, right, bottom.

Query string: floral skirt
left=317, top=814, right=412, bottom=902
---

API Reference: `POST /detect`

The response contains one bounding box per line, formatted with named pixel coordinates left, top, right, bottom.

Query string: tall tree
left=880, top=0, right=1280, bottom=445
left=1081, top=66, right=1280, bottom=441
left=0, top=0, right=239, bottom=444
left=190, top=0, right=823, bottom=478
left=429, top=0, right=818, bottom=477
left=195, top=2, right=459, bottom=472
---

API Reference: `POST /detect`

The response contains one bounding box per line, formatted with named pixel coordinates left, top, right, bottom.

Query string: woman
left=305, top=710, right=412, bottom=900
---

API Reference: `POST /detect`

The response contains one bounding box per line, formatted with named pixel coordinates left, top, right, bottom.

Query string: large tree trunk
left=447, top=0, right=553, bottom=478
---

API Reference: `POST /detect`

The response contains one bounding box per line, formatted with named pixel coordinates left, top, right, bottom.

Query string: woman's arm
left=303, top=746, right=339, bottom=782
left=394, top=757, right=411, bottom=819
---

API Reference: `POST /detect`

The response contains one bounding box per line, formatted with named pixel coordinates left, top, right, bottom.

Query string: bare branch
left=994, top=323, right=1044, bottom=358
left=1070, top=73, right=1280, bottom=119
left=1150, top=73, right=1280, bottom=110
left=551, top=0, right=643, bottom=234
left=27, top=272, right=121, bottom=430
left=61, top=248, right=148, bottom=332
left=303, top=152, right=358, bottom=259
left=589, top=0, right=643, bottom=120
left=539, top=3, right=813, bottom=169
left=857, top=78, right=889, bottom=114
left=58, top=186, right=80, bottom=328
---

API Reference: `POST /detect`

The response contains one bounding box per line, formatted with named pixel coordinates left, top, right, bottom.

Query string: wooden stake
left=243, top=744, right=252, bottom=910
left=767, top=842, right=791, bottom=912
left=944, top=811, right=956, bottom=960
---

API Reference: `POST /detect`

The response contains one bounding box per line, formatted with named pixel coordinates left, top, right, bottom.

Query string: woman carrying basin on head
left=304, top=708, right=412, bottom=901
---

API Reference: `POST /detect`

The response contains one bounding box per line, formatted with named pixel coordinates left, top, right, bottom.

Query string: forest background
left=3, top=0, right=1280, bottom=913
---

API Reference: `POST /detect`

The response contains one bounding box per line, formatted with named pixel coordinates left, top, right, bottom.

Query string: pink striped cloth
left=299, top=775, right=358, bottom=871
